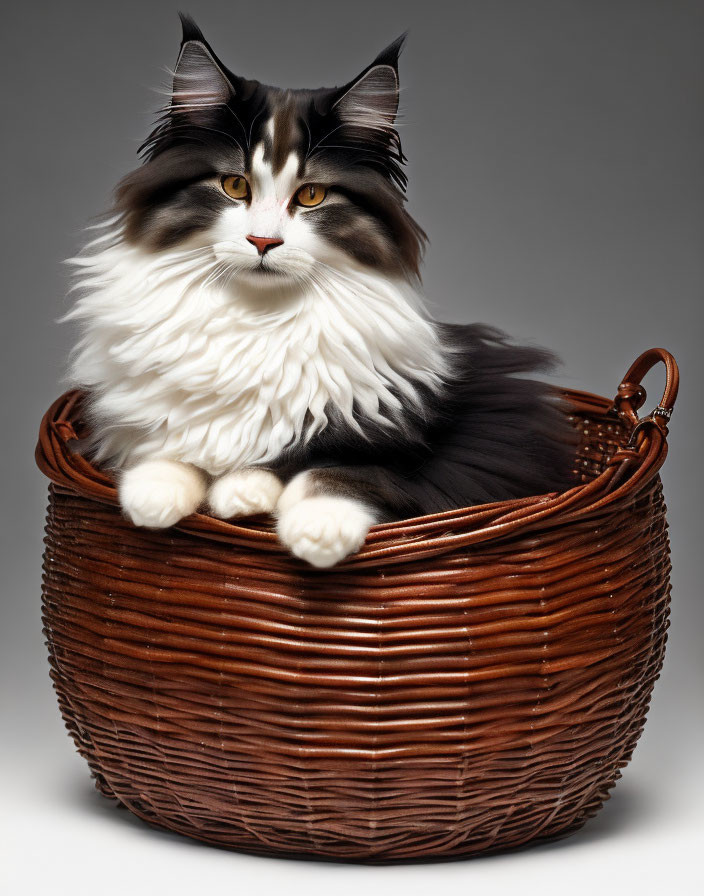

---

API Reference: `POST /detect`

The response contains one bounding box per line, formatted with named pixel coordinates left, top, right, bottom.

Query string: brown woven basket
left=36, top=348, right=678, bottom=863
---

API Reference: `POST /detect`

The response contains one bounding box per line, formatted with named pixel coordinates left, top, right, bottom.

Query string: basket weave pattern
left=37, top=350, right=678, bottom=862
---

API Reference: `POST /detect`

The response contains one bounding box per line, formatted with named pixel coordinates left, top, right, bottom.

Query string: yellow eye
left=295, top=183, right=327, bottom=208
left=221, top=175, right=250, bottom=201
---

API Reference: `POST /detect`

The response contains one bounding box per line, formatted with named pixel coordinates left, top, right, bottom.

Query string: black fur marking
left=310, top=204, right=400, bottom=272
left=302, top=465, right=422, bottom=522
left=272, top=325, right=578, bottom=519
left=269, top=96, right=302, bottom=174
left=115, top=144, right=245, bottom=248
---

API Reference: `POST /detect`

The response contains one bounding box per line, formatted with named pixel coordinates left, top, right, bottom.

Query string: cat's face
left=115, top=16, right=425, bottom=288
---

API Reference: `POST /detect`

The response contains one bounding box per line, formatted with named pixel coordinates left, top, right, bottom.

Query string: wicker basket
left=36, top=348, right=678, bottom=863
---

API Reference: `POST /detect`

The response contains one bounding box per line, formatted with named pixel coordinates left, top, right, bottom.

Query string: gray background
left=1, top=1, right=702, bottom=892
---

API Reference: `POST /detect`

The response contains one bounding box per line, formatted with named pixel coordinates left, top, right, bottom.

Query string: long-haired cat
left=67, top=15, right=577, bottom=567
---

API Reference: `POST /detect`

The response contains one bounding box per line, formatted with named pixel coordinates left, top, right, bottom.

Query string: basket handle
left=611, top=347, right=679, bottom=446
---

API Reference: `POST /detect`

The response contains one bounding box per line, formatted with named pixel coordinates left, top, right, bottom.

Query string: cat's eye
left=295, top=184, right=327, bottom=208
left=221, top=175, right=250, bottom=201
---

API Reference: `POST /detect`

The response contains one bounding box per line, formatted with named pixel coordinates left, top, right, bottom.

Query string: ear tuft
left=334, top=65, right=399, bottom=133
left=172, top=15, right=232, bottom=108
left=371, top=33, right=407, bottom=72
left=315, top=35, right=409, bottom=190
left=333, top=36, right=406, bottom=134
left=178, top=11, right=207, bottom=45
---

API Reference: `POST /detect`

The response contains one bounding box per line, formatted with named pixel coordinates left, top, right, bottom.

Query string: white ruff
left=66, top=233, right=447, bottom=475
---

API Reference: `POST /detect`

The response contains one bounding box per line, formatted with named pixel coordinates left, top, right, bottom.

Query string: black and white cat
left=67, top=15, right=576, bottom=567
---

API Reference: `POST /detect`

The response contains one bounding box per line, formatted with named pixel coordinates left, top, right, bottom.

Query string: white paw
left=119, top=460, right=206, bottom=529
left=208, top=468, right=283, bottom=519
left=277, top=496, right=375, bottom=568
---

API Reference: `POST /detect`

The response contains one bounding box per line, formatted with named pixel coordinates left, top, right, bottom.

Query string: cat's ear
left=171, top=14, right=233, bottom=108
left=332, top=35, right=405, bottom=132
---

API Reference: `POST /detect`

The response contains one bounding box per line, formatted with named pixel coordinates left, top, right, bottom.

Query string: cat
left=67, top=15, right=577, bottom=568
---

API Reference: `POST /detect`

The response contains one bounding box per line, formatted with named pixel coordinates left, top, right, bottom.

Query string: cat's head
left=114, top=15, right=426, bottom=289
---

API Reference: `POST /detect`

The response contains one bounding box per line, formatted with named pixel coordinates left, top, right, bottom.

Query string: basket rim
left=35, top=360, right=675, bottom=569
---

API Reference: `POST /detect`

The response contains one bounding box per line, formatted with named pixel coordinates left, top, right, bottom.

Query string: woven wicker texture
left=36, top=349, right=678, bottom=862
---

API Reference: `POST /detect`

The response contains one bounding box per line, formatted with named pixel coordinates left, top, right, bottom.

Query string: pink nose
left=247, top=235, right=284, bottom=256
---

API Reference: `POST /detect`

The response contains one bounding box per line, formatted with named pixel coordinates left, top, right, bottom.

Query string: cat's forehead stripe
left=273, top=100, right=300, bottom=175
left=250, top=140, right=299, bottom=202
left=259, top=97, right=304, bottom=177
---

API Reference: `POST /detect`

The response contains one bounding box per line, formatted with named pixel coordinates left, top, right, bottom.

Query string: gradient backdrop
left=1, top=1, right=702, bottom=892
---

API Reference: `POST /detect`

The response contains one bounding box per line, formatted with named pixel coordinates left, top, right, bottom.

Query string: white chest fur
left=67, top=238, right=446, bottom=475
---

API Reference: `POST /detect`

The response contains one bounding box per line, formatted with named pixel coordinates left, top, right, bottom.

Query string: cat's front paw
left=119, top=460, right=206, bottom=529
left=208, top=469, right=283, bottom=519
left=277, top=496, right=375, bottom=568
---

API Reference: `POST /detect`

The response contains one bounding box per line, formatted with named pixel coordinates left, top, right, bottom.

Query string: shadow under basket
left=36, top=348, right=679, bottom=863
